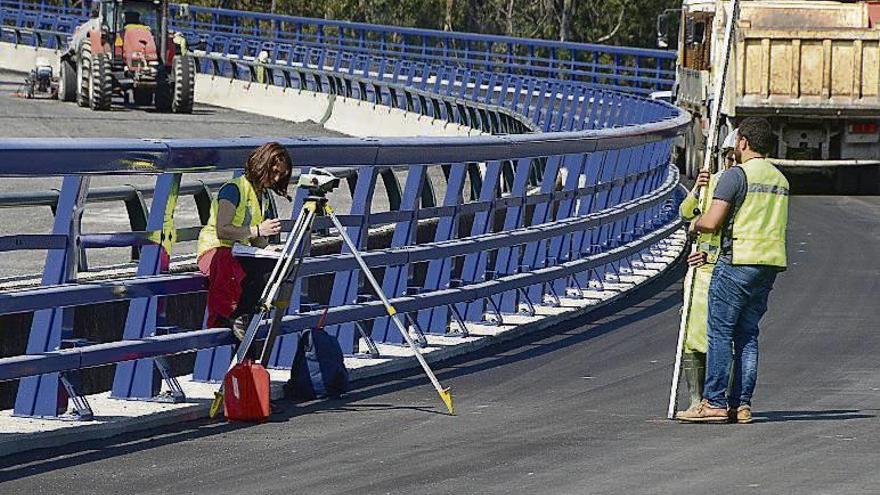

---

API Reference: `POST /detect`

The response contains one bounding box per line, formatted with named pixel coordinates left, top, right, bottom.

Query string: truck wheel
left=171, top=55, right=195, bottom=114
left=58, top=58, right=76, bottom=102
left=133, top=88, right=153, bottom=106
left=89, top=54, right=112, bottom=111
left=76, top=39, right=92, bottom=107
left=686, top=120, right=704, bottom=179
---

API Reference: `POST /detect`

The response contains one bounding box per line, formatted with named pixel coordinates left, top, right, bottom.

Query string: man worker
left=677, top=117, right=789, bottom=424
left=675, top=129, right=737, bottom=417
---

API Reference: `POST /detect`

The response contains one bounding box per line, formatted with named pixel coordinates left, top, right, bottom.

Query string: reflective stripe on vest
left=679, top=173, right=723, bottom=264
left=731, top=158, right=789, bottom=268
left=197, top=176, right=265, bottom=257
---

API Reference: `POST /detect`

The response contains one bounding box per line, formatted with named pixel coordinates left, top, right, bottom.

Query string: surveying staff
left=197, top=142, right=292, bottom=338
left=678, top=117, right=789, bottom=424
left=675, top=130, right=737, bottom=417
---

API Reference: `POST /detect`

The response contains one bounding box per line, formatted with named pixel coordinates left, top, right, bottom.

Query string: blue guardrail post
left=111, top=173, right=181, bottom=400
left=14, top=176, right=90, bottom=418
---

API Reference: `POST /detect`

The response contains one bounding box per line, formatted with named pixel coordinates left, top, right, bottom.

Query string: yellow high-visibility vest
left=730, top=157, right=789, bottom=268
left=197, top=176, right=266, bottom=257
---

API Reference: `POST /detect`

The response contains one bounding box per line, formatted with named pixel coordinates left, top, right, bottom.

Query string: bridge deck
left=1, top=195, right=876, bottom=493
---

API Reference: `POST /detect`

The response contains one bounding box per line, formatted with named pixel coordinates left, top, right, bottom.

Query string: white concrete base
left=193, top=73, right=481, bottom=138
left=0, top=42, right=61, bottom=73
left=0, top=229, right=686, bottom=457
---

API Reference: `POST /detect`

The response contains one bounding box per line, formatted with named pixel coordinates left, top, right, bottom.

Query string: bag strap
left=316, top=306, right=330, bottom=331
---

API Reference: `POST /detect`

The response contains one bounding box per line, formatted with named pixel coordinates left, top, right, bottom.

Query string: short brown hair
left=738, top=117, right=773, bottom=156
left=245, top=142, right=292, bottom=197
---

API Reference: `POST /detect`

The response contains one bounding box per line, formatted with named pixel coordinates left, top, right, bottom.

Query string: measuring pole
left=667, top=0, right=741, bottom=420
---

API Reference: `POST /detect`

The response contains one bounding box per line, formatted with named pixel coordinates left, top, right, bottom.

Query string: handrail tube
left=0, top=234, right=68, bottom=252
left=0, top=274, right=208, bottom=316
left=0, top=215, right=679, bottom=382
left=0, top=179, right=229, bottom=208
left=69, top=165, right=651, bottom=250
left=174, top=4, right=675, bottom=59
left=0, top=166, right=676, bottom=316
left=0, top=113, right=687, bottom=176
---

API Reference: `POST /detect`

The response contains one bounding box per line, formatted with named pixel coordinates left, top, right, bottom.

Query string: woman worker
left=676, top=129, right=737, bottom=417
left=197, top=142, right=293, bottom=338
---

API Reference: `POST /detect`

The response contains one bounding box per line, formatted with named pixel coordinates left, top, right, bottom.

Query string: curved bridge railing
left=0, top=0, right=676, bottom=95
left=0, top=1, right=686, bottom=420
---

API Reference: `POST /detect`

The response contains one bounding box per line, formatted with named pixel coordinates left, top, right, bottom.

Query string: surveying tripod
left=209, top=169, right=455, bottom=418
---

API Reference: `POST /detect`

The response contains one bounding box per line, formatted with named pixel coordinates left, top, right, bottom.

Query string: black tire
left=133, top=88, right=153, bottom=106
left=76, top=39, right=92, bottom=107
left=58, top=58, right=76, bottom=102
left=154, top=78, right=172, bottom=112
left=89, top=53, right=112, bottom=111
left=171, top=55, right=195, bottom=114
left=686, top=119, right=704, bottom=179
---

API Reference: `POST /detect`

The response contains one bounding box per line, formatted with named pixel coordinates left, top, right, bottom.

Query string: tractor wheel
left=154, top=77, right=172, bottom=112
left=171, top=55, right=195, bottom=114
left=58, top=58, right=76, bottom=102
left=133, top=88, right=153, bottom=106
left=76, top=39, right=92, bottom=107
left=89, top=54, right=112, bottom=111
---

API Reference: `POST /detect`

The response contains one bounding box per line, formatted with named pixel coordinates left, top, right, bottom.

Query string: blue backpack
left=284, top=328, right=349, bottom=401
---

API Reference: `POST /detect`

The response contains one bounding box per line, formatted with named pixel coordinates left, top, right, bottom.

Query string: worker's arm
left=215, top=199, right=281, bottom=244
left=694, top=199, right=731, bottom=233
left=679, top=171, right=711, bottom=221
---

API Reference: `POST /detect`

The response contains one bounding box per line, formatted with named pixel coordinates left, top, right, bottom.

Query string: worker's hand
left=257, top=218, right=282, bottom=237
left=687, top=251, right=707, bottom=267
left=695, top=171, right=711, bottom=188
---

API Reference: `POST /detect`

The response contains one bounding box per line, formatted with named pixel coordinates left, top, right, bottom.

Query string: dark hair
left=738, top=117, right=773, bottom=155
left=245, top=142, right=292, bottom=197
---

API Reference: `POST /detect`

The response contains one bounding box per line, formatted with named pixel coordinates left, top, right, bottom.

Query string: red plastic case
left=223, top=360, right=271, bottom=422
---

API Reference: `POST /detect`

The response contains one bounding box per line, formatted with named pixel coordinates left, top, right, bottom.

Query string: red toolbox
left=223, top=360, right=271, bottom=422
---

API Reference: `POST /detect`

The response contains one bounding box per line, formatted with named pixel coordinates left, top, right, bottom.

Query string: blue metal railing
left=0, top=0, right=676, bottom=95
left=0, top=0, right=687, bottom=419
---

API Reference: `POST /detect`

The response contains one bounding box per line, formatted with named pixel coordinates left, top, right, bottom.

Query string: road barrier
left=0, top=0, right=675, bottom=95
left=0, top=1, right=687, bottom=420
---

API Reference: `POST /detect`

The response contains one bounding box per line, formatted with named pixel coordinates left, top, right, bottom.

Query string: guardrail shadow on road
left=752, top=410, right=876, bottom=423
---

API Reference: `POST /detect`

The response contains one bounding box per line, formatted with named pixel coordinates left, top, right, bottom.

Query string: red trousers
left=199, top=247, right=246, bottom=328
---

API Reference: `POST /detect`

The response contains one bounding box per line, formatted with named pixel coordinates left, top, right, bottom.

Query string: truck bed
left=734, top=27, right=880, bottom=116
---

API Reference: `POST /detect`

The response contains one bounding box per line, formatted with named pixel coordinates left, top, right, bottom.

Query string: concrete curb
left=0, top=230, right=686, bottom=457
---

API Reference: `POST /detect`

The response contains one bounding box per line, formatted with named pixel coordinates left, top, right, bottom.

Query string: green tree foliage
left=199, top=0, right=681, bottom=48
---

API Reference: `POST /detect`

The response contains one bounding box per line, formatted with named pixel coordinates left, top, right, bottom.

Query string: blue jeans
left=703, top=260, right=778, bottom=408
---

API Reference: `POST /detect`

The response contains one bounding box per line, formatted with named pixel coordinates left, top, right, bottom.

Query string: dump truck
left=668, top=0, right=880, bottom=186
left=57, top=0, right=195, bottom=113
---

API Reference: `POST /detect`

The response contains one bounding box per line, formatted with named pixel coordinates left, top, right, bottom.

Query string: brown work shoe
left=734, top=405, right=752, bottom=424
left=676, top=399, right=728, bottom=423
left=676, top=402, right=701, bottom=418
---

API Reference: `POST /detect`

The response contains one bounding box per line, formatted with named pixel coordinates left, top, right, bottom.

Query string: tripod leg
left=325, top=206, right=455, bottom=415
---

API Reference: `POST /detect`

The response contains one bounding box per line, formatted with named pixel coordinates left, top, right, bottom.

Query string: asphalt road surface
left=0, top=68, right=344, bottom=278
left=0, top=195, right=877, bottom=494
